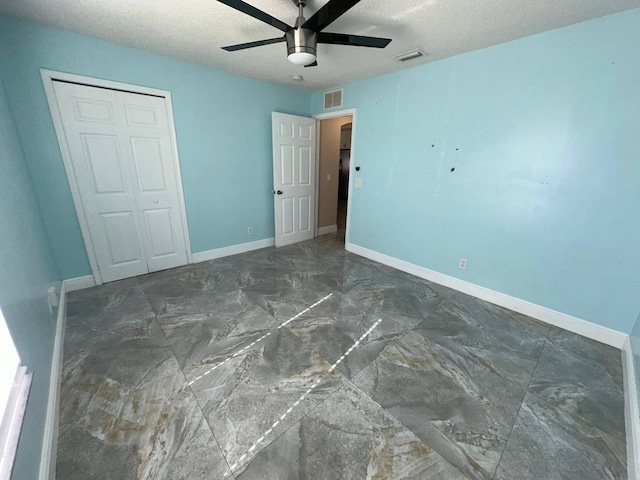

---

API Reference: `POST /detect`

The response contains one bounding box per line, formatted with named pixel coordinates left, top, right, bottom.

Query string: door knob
left=153, top=200, right=159, bottom=204
left=275, top=190, right=283, bottom=195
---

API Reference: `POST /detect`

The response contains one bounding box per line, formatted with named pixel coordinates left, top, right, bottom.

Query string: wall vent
left=324, top=89, right=343, bottom=109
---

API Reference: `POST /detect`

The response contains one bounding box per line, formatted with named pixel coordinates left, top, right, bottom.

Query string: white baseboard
left=62, top=275, right=95, bottom=292
left=38, top=283, right=67, bottom=480
left=345, top=243, right=627, bottom=349
left=318, top=225, right=338, bottom=236
left=623, top=337, right=640, bottom=480
left=63, top=240, right=277, bottom=287
left=192, top=238, right=275, bottom=264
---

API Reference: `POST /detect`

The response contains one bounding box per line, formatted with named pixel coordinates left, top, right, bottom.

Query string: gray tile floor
left=57, top=234, right=627, bottom=479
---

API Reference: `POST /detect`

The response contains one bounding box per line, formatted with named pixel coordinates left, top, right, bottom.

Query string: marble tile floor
left=56, top=234, right=627, bottom=479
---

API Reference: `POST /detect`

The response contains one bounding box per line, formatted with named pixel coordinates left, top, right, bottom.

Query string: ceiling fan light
left=288, top=52, right=316, bottom=66
left=286, top=28, right=317, bottom=66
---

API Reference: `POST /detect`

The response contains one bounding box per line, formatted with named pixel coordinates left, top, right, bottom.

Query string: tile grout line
left=135, top=275, right=238, bottom=477
left=178, top=292, right=333, bottom=477
left=185, top=378, right=237, bottom=478
left=229, top=311, right=387, bottom=472
left=344, top=306, right=436, bottom=389
left=183, top=293, right=334, bottom=479
left=491, top=327, right=552, bottom=479
left=185, top=293, right=333, bottom=387
left=522, top=329, right=629, bottom=447
left=137, top=276, right=334, bottom=477
left=225, top=317, right=383, bottom=475
left=328, top=318, right=383, bottom=373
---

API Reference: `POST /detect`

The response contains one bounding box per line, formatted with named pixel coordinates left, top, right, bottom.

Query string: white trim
left=318, top=225, right=338, bottom=236
left=162, top=89, right=193, bottom=265
left=40, top=70, right=176, bottom=97
left=313, top=121, right=320, bottom=238
left=192, top=238, right=275, bottom=264
left=312, top=108, right=357, bottom=245
left=40, top=69, right=193, bottom=284
left=623, top=337, right=640, bottom=480
left=62, top=276, right=96, bottom=292
left=346, top=243, right=628, bottom=349
left=312, top=108, right=357, bottom=121
left=38, top=283, right=68, bottom=480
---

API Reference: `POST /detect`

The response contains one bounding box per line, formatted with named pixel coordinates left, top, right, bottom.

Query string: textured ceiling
left=0, top=0, right=638, bottom=92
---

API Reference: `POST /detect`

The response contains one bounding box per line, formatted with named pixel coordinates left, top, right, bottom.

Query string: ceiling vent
left=394, top=49, right=427, bottom=62
left=324, top=89, right=343, bottom=109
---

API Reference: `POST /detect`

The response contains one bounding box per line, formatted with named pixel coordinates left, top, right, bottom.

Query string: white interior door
left=272, top=112, right=316, bottom=247
left=52, top=81, right=189, bottom=282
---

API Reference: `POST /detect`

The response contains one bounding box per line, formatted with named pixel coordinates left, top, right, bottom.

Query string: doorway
left=314, top=110, right=355, bottom=245
left=337, top=122, right=352, bottom=240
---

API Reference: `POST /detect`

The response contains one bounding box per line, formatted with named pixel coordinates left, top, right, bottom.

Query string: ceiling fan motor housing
left=286, top=28, right=317, bottom=57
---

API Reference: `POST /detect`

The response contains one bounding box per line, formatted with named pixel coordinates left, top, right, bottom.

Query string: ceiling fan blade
left=302, top=0, right=362, bottom=33
left=222, top=36, right=286, bottom=52
left=216, top=0, right=291, bottom=32
left=318, top=32, right=391, bottom=48
left=304, top=61, right=318, bottom=68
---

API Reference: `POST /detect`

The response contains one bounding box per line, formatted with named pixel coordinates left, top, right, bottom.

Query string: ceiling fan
left=217, top=0, right=392, bottom=67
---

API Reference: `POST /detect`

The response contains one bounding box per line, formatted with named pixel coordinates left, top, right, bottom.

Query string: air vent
left=324, top=89, right=343, bottom=109
left=394, top=49, right=427, bottom=62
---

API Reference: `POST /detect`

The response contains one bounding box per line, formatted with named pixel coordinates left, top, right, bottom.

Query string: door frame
left=40, top=69, right=193, bottom=284
left=312, top=108, right=357, bottom=245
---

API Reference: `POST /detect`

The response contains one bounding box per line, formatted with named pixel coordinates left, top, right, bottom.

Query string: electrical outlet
left=459, top=258, right=467, bottom=270
left=247, top=227, right=253, bottom=236
left=354, top=178, right=363, bottom=188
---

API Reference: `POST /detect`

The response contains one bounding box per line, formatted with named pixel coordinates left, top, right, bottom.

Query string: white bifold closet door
left=52, top=81, right=189, bottom=283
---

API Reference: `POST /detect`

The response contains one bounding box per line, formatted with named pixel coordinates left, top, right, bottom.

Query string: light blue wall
left=312, top=9, right=640, bottom=333
left=0, top=81, right=60, bottom=480
left=0, top=15, right=311, bottom=279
